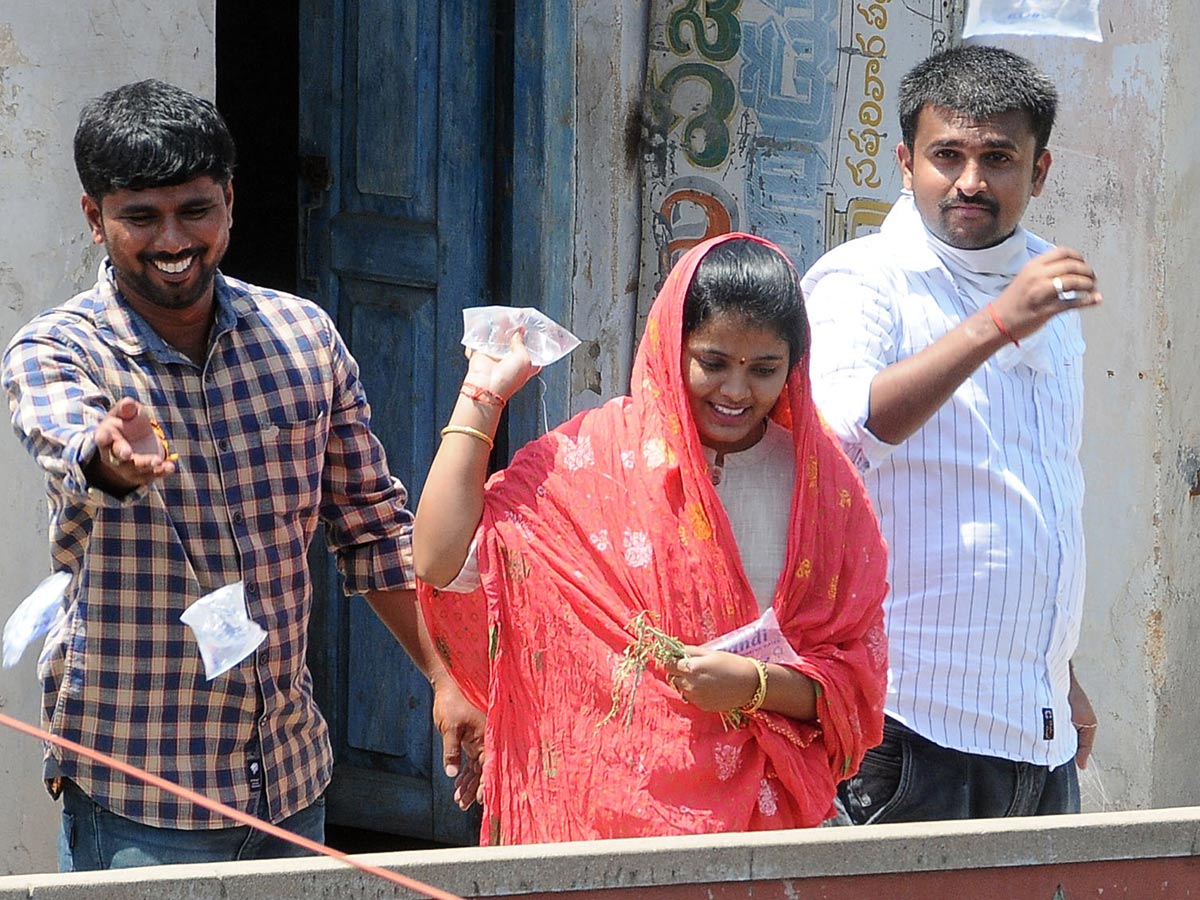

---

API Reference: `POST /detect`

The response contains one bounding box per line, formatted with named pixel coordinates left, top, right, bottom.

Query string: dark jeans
left=838, top=716, right=1080, bottom=824
left=59, top=779, right=326, bottom=871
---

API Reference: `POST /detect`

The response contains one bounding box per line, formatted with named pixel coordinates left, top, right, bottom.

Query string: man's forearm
left=866, top=305, right=1007, bottom=444
left=364, top=588, right=447, bottom=681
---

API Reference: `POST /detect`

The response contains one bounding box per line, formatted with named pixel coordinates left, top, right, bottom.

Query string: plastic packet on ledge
left=461, top=306, right=581, bottom=367
left=179, top=582, right=267, bottom=680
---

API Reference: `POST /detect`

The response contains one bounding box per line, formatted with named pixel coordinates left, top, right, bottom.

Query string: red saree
left=420, top=233, right=888, bottom=844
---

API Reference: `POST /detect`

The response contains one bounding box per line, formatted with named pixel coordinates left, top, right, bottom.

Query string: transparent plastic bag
left=461, top=306, right=581, bottom=367
left=963, top=0, right=1102, bottom=41
left=3, top=570, right=71, bottom=668
left=179, top=582, right=267, bottom=680
left=701, top=606, right=801, bottom=664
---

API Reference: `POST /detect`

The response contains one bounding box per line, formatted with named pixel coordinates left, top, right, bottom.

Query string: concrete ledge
left=1, top=806, right=1198, bottom=899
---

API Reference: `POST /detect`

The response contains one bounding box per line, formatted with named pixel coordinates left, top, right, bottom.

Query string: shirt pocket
left=250, top=399, right=329, bottom=520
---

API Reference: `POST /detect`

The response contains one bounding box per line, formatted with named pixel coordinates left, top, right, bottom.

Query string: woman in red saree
left=414, top=234, right=887, bottom=844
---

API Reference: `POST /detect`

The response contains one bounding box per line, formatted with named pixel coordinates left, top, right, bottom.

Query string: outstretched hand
left=90, top=397, right=176, bottom=489
left=992, top=246, right=1102, bottom=343
left=464, top=330, right=542, bottom=404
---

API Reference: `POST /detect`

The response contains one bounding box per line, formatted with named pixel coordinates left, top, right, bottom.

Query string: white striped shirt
left=802, top=200, right=1086, bottom=766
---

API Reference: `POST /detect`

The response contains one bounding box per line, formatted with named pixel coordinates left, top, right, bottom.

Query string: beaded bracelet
left=460, top=382, right=506, bottom=407
left=739, top=659, right=769, bottom=714
left=440, top=424, right=495, bottom=450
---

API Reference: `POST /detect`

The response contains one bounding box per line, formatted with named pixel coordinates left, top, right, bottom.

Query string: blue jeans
left=58, top=779, right=326, bottom=871
left=837, top=716, right=1080, bottom=824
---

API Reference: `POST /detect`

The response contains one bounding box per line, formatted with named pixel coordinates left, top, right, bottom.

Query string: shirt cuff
left=816, top=371, right=900, bottom=471
left=64, top=432, right=151, bottom=508
left=338, top=528, right=417, bottom=595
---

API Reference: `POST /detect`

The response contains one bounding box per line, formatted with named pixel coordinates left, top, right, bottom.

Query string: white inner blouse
left=703, top=419, right=795, bottom=611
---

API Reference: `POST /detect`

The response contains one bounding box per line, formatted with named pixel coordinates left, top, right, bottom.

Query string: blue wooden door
left=299, top=0, right=493, bottom=843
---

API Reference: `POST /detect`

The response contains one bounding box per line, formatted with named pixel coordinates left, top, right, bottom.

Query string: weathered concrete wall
left=2, top=807, right=1200, bottom=899
left=1142, top=1, right=1200, bottom=810
left=0, top=3, right=216, bottom=875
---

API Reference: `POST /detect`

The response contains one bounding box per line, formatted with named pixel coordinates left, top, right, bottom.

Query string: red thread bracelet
left=986, top=303, right=1020, bottom=347
left=460, top=382, right=506, bottom=406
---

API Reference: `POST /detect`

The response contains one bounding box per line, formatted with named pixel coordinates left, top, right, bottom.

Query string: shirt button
left=232, top=511, right=244, bottom=524
left=246, top=583, right=257, bottom=594
left=204, top=371, right=215, bottom=383
left=218, top=438, right=230, bottom=452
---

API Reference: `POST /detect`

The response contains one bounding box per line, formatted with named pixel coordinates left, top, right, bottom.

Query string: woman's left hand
left=662, top=647, right=759, bottom=713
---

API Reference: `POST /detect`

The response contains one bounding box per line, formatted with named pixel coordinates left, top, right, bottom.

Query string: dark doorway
left=215, top=2, right=300, bottom=295
left=215, top=0, right=502, bottom=849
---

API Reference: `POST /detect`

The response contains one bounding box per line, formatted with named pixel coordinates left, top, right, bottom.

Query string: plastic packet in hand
left=179, top=582, right=267, bottom=680
left=3, top=571, right=71, bottom=668
left=701, top=606, right=801, bottom=665
left=461, top=306, right=581, bottom=367
left=963, top=0, right=1102, bottom=41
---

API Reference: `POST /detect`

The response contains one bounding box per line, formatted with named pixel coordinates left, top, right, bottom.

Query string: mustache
left=940, top=193, right=999, bottom=215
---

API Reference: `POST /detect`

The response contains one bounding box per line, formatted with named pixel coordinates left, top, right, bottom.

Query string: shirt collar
left=92, top=259, right=251, bottom=363
left=878, top=192, right=946, bottom=274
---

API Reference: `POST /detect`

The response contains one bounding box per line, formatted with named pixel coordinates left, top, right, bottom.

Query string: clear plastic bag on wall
left=963, top=0, right=1103, bottom=42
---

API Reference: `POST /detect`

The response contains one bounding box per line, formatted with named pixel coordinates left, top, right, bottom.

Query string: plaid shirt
left=2, top=263, right=415, bottom=829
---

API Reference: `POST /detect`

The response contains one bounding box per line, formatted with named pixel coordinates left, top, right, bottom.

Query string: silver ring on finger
left=1053, top=276, right=1078, bottom=303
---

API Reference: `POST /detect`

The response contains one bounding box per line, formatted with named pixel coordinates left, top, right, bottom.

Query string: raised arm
left=866, top=246, right=1100, bottom=444
left=413, top=333, right=541, bottom=587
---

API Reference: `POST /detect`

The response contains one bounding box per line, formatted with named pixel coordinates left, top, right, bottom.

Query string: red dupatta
left=420, top=233, right=888, bottom=844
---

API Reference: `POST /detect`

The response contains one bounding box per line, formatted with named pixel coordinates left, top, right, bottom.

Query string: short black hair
left=74, top=79, right=237, bottom=201
left=899, top=45, right=1058, bottom=157
left=683, top=238, right=807, bottom=368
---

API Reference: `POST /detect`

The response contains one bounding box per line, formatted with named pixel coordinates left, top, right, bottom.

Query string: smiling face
left=82, top=175, right=233, bottom=316
left=898, top=105, right=1050, bottom=250
left=683, top=312, right=790, bottom=455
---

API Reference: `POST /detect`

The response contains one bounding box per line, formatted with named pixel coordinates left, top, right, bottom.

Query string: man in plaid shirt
left=2, top=80, right=481, bottom=870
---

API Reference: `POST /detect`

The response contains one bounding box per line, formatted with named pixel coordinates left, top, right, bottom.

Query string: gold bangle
left=739, top=659, right=768, bottom=714
left=440, top=424, right=494, bottom=450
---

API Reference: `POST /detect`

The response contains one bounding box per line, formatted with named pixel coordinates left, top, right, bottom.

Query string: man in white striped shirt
left=804, top=45, right=1101, bottom=822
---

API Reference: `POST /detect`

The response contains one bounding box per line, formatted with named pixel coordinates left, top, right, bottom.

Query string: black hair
left=899, top=45, right=1058, bottom=157
left=73, top=79, right=237, bottom=201
left=683, top=238, right=807, bottom=368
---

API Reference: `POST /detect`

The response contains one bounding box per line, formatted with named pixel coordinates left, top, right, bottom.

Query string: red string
left=986, top=303, right=1020, bottom=347
left=0, top=710, right=465, bottom=899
